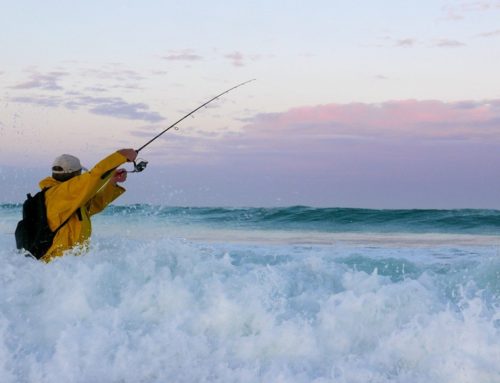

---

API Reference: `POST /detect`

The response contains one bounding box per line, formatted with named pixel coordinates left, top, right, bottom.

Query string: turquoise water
left=1, top=204, right=500, bottom=382
left=96, top=205, right=500, bottom=236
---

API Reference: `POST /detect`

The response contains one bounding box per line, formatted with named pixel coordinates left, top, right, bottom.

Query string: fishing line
left=129, top=79, right=256, bottom=173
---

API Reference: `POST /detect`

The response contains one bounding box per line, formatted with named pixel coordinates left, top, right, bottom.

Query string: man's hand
left=112, top=168, right=127, bottom=184
left=118, top=148, right=138, bottom=162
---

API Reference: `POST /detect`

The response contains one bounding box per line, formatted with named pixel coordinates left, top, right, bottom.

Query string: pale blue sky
left=1, top=1, right=500, bottom=207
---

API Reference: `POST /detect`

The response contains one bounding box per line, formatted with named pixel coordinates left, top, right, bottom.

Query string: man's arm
left=45, top=149, right=137, bottom=229
left=87, top=169, right=127, bottom=216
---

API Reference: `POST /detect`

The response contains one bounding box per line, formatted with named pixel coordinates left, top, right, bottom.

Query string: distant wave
left=5, top=204, right=499, bottom=235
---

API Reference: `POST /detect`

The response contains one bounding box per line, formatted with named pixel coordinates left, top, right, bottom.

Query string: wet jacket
left=39, top=151, right=127, bottom=262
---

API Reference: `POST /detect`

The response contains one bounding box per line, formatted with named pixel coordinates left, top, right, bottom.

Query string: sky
left=1, top=0, right=500, bottom=208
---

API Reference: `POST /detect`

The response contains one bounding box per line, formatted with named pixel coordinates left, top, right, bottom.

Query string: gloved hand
left=118, top=148, right=138, bottom=162
left=112, top=168, right=128, bottom=184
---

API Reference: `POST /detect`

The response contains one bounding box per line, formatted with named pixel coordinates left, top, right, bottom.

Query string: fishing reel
left=127, top=159, right=148, bottom=173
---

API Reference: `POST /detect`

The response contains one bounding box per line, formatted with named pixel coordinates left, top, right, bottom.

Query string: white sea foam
left=1, top=214, right=500, bottom=382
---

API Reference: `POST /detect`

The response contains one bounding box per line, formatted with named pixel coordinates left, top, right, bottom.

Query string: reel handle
left=126, top=160, right=148, bottom=173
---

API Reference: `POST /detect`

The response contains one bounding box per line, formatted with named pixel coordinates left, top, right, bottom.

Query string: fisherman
left=16, top=81, right=253, bottom=261
left=31, top=148, right=137, bottom=262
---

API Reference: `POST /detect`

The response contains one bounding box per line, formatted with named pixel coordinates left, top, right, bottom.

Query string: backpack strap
left=44, top=187, right=81, bottom=234
left=53, top=209, right=77, bottom=233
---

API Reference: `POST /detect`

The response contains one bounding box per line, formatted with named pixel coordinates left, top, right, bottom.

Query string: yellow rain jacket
left=39, top=151, right=128, bottom=262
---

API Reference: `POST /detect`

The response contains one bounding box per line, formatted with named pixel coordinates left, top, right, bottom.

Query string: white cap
left=52, top=154, right=85, bottom=174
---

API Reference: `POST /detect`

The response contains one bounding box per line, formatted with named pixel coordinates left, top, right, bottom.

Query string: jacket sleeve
left=45, top=151, right=128, bottom=230
left=87, top=182, right=125, bottom=216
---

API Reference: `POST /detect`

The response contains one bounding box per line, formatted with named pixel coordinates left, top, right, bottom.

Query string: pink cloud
left=395, top=38, right=417, bottom=47
left=132, top=98, right=500, bottom=168
left=129, top=99, right=500, bottom=208
left=443, top=1, right=500, bottom=19
left=10, top=71, right=68, bottom=91
left=163, top=50, right=203, bottom=61
left=433, top=39, right=466, bottom=47
left=476, top=29, right=500, bottom=37
left=236, top=99, right=500, bottom=143
left=459, top=1, right=500, bottom=12
left=225, top=52, right=245, bottom=67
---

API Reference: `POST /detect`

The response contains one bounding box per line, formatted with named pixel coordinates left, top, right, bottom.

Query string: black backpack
left=15, top=188, right=72, bottom=259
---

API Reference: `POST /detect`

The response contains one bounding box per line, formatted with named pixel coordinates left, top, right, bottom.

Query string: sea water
left=1, top=205, right=499, bottom=383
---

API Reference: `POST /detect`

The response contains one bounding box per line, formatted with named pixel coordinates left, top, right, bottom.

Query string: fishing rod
left=128, top=79, right=256, bottom=173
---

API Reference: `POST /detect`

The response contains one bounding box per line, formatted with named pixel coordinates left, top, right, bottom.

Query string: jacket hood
left=39, top=176, right=61, bottom=190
